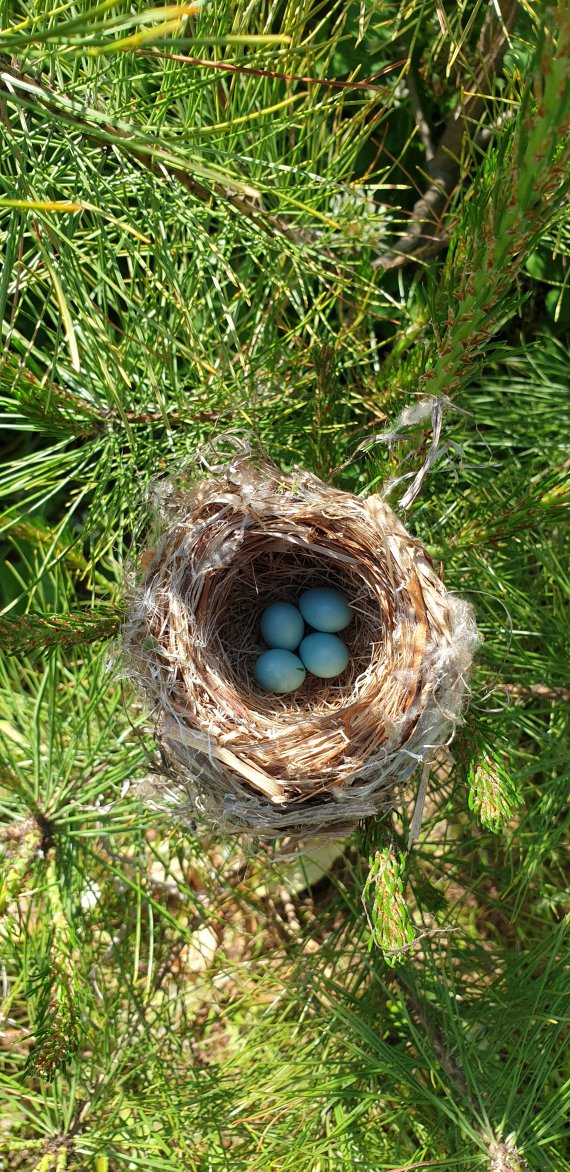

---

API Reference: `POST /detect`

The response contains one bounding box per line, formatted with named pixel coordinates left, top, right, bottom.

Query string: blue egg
left=260, top=602, right=305, bottom=650
left=255, top=649, right=306, bottom=694
left=298, top=587, right=352, bottom=633
left=299, top=633, right=349, bottom=679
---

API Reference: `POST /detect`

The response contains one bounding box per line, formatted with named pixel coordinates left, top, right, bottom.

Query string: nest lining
left=122, top=445, right=479, bottom=839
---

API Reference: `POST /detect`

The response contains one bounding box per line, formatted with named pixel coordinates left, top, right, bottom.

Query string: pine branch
left=468, top=755, right=522, bottom=834
left=362, top=846, right=415, bottom=965
left=454, top=718, right=523, bottom=834
left=0, top=607, right=125, bottom=654
left=0, top=820, right=41, bottom=917
left=375, top=0, right=520, bottom=269
left=500, top=682, right=570, bottom=704
left=0, top=54, right=278, bottom=256
left=25, top=856, right=81, bottom=1081
left=489, top=1139, right=528, bottom=1172
left=417, top=9, right=570, bottom=401
left=0, top=0, right=568, bottom=1164
left=0, top=58, right=322, bottom=245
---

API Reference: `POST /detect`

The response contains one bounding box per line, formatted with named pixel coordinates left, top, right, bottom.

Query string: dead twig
left=0, top=61, right=325, bottom=252
left=501, top=682, right=570, bottom=704
left=405, top=57, right=435, bottom=162
left=374, top=0, right=519, bottom=270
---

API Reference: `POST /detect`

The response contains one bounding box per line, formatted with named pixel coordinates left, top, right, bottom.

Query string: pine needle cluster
left=0, top=1, right=569, bottom=1169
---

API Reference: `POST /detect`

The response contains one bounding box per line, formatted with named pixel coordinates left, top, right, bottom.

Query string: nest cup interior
left=205, top=541, right=385, bottom=710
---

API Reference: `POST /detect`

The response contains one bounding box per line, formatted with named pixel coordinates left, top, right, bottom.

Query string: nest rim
left=122, top=448, right=479, bottom=839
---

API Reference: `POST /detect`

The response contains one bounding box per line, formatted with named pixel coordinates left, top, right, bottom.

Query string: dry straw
left=122, top=437, right=479, bottom=840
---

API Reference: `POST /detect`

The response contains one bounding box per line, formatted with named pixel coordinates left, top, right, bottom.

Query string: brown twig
left=0, top=60, right=212, bottom=202
left=396, top=976, right=471, bottom=1100
left=374, top=0, right=520, bottom=270
left=501, top=682, right=570, bottom=704
left=140, top=48, right=400, bottom=93
left=405, top=57, right=435, bottom=161
left=0, top=60, right=327, bottom=251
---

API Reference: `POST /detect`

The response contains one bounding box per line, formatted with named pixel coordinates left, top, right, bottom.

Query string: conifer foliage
left=0, top=1, right=569, bottom=1169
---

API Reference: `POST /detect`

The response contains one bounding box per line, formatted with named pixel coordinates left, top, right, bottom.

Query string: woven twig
left=122, top=438, right=479, bottom=839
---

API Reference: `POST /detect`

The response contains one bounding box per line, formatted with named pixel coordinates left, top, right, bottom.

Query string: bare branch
left=374, top=0, right=520, bottom=270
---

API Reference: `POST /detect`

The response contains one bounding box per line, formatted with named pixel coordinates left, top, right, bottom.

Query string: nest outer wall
left=122, top=440, right=480, bottom=840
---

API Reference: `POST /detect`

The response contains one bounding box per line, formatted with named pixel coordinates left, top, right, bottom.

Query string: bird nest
left=122, top=440, right=479, bottom=840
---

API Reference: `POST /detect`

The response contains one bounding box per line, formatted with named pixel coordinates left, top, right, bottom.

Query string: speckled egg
left=298, top=632, right=349, bottom=679
left=260, top=601, right=305, bottom=650
left=255, top=648, right=306, bottom=694
left=298, top=587, right=352, bottom=633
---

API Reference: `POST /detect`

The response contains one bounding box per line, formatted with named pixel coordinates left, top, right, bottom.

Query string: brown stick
left=374, top=0, right=520, bottom=270
left=139, top=48, right=398, bottom=93
left=501, top=682, right=570, bottom=704
left=0, top=60, right=323, bottom=248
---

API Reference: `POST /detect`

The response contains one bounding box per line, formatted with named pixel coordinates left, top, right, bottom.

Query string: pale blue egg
left=299, top=633, right=349, bottom=679
left=260, top=602, right=305, bottom=650
left=255, top=649, right=306, bottom=694
left=298, top=587, right=352, bottom=633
